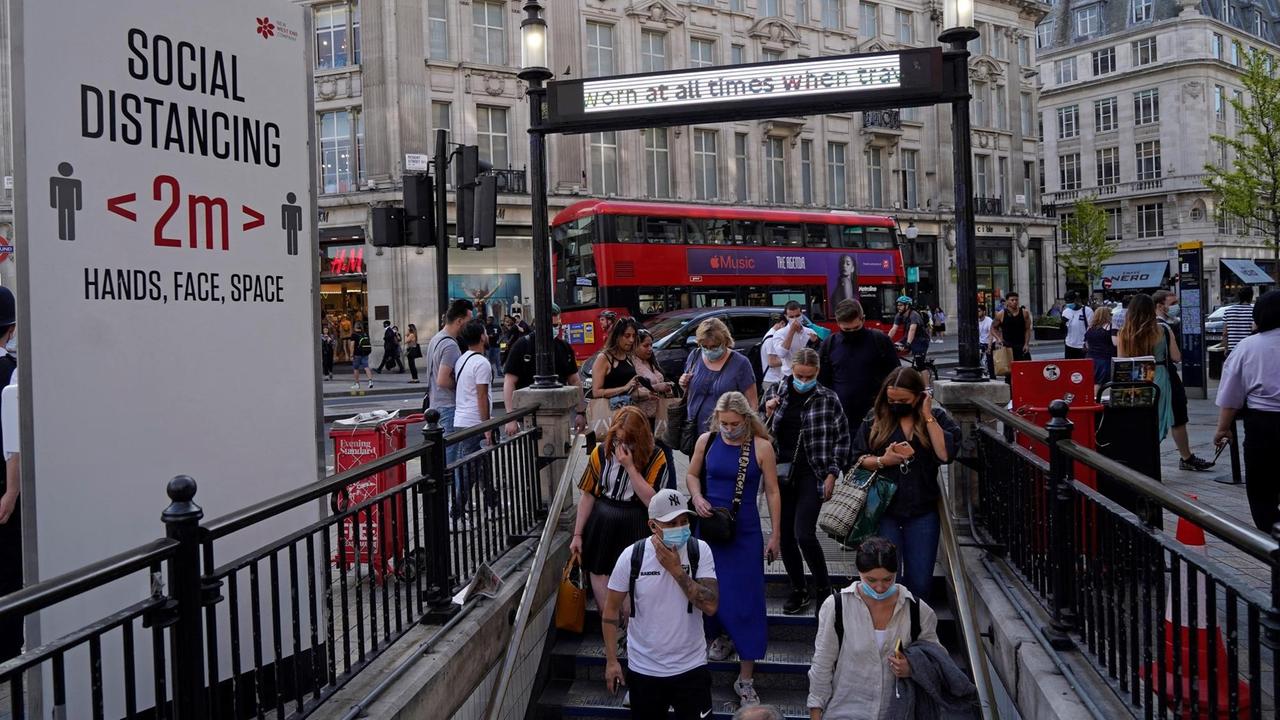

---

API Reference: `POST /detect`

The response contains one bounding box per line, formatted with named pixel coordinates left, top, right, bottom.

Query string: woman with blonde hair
left=762, top=348, right=851, bottom=615
left=632, top=328, right=676, bottom=433
left=1084, top=305, right=1117, bottom=393
left=1116, top=293, right=1175, bottom=439
left=678, top=318, right=758, bottom=455
left=687, top=391, right=782, bottom=707
left=571, top=406, right=673, bottom=629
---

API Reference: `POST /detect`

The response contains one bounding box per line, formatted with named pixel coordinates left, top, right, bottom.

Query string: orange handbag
left=554, top=557, right=587, bottom=633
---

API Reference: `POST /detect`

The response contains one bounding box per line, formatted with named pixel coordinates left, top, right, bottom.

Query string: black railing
left=863, top=109, right=902, bottom=130
left=0, top=407, right=545, bottom=719
left=490, top=168, right=528, bottom=195
left=974, top=399, right=1279, bottom=718
left=974, top=196, right=1004, bottom=215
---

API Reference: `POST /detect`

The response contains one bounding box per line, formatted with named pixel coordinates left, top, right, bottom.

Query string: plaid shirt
left=763, top=383, right=852, bottom=480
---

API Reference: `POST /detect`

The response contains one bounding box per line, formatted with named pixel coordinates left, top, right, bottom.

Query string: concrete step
left=553, top=634, right=817, bottom=681
left=536, top=678, right=811, bottom=719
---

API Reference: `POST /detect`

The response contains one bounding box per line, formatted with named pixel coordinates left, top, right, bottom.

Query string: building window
left=1221, top=0, right=1235, bottom=24
left=1231, top=41, right=1241, bottom=65
left=320, top=110, right=356, bottom=194
left=589, top=132, right=619, bottom=196
left=1095, top=96, right=1118, bottom=132
left=974, top=82, right=990, bottom=126
left=735, top=133, right=749, bottom=201
left=586, top=22, right=615, bottom=77
left=797, top=0, right=810, bottom=24
left=969, top=23, right=985, bottom=55
left=1134, top=88, right=1160, bottom=125
left=861, top=3, right=879, bottom=38
left=994, top=26, right=1008, bottom=59
left=866, top=147, right=884, bottom=207
left=975, top=154, right=990, bottom=196
left=822, top=0, right=842, bottom=28
left=1255, top=11, right=1266, bottom=35
left=472, top=1, right=506, bottom=65
left=1075, top=5, right=1101, bottom=37
left=796, top=140, right=813, bottom=204
left=732, top=44, right=746, bottom=64
left=1037, top=20, right=1054, bottom=49
left=1096, top=147, right=1120, bottom=186
left=1234, top=89, right=1245, bottom=131
left=1132, top=37, right=1157, bottom=66
left=690, top=38, right=715, bottom=68
left=1019, top=36, right=1031, bottom=66
left=1060, top=153, right=1081, bottom=191
left=1057, top=105, right=1079, bottom=139
left=1105, top=208, right=1122, bottom=241
left=1135, top=140, right=1161, bottom=180
left=427, top=0, right=448, bottom=60
left=897, top=10, right=914, bottom=43
left=641, top=30, right=666, bottom=72
left=1092, top=47, right=1115, bottom=75
left=994, top=86, right=1008, bottom=130
left=1131, top=0, right=1153, bottom=24
left=762, top=0, right=780, bottom=17
left=827, top=142, right=847, bottom=206
left=766, top=137, right=788, bottom=203
left=1212, top=33, right=1224, bottom=60
left=763, top=48, right=784, bottom=63
left=1215, top=84, right=1227, bottom=121
left=902, top=149, right=918, bottom=209
left=431, top=101, right=451, bottom=142
left=1020, top=93, right=1034, bottom=135
left=693, top=130, right=719, bottom=200
left=1023, top=161, right=1035, bottom=207
left=476, top=106, right=509, bottom=169
left=731, top=0, right=744, bottom=10
left=1137, top=203, right=1163, bottom=239
left=645, top=128, right=672, bottom=198
left=315, top=3, right=360, bottom=69
left=1055, top=58, right=1077, bottom=84
left=998, top=157, right=1009, bottom=202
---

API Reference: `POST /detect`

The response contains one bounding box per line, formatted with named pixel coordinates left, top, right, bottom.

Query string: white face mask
left=4, top=334, right=14, bottom=354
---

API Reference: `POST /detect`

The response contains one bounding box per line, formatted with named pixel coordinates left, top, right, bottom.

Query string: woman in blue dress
left=687, top=391, right=782, bottom=709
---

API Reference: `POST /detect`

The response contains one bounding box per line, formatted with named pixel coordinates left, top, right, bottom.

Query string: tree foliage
left=1205, top=45, right=1280, bottom=260
left=1058, top=197, right=1115, bottom=291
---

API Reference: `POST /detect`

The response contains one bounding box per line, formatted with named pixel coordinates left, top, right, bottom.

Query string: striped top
left=1223, top=303, right=1255, bottom=352
left=578, top=445, right=669, bottom=501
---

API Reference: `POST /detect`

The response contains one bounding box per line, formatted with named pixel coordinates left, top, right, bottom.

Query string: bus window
left=732, top=220, right=763, bottom=245
left=553, top=216, right=596, bottom=308
left=835, top=226, right=867, bottom=249
left=804, top=224, right=831, bottom=248
left=763, top=222, right=803, bottom=247
left=769, top=290, right=806, bottom=307
left=866, top=228, right=895, bottom=249
left=699, top=218, right=733, bottom=245
left=727, top=314, right=774, bottom=343
left=694, top=290, right=736, bottom=307
left=683, top=218, right=708, bottom=245
left=616, top=215, right=643, bottom=243
left=645, top=217, right=683, bottom=244
left=637, top=288, right=672, bottom=317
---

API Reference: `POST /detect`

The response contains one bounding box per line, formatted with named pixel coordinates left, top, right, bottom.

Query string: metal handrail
left=484, top=432, right=583, bottom=719
left=975, top=397, right=1278, bottom=563
left=0, top=538, right=177, bottom=618
left=937, top=484, right=998, bottom=720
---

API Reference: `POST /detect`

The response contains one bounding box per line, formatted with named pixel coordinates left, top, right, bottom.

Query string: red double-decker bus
left=551, top=199, right=907, bottom=358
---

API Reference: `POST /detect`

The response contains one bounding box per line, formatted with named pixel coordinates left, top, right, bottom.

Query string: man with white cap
left=602, top=488, right=719, bottom=718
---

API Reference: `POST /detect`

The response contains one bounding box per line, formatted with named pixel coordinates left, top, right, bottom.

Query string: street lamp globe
left=904, top=221, right=919, bottom=241
left=939, top=0, right=980, bottom=44
left=519, top=2, right=551, bottom=82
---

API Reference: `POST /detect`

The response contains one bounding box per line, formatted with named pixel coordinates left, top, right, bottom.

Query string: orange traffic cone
left=1143, top=498, right=1251, bottom=719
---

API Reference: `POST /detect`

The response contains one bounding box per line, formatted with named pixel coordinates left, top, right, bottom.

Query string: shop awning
left=1095, top=261, right=1169, bottom=291
left=1220, top=258, right=1275, bottom=285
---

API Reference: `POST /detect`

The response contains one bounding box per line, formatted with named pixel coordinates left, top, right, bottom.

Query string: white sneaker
left=367, top=381, right=374, bottom=389
left=707, top=634, right=735, bottom=661
left=622, top=690, right=630, bottom=707
left=734, top=677, right=760, bottom=707
left=350, top=383, right=360, bottom=390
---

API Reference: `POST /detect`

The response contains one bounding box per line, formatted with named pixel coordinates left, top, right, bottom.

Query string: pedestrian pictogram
left=281, top=192, right=302, bottom=255
left=49, top=162, right=82, bottom=241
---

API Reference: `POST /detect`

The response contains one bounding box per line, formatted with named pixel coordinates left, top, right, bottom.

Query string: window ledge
left=314, top=64, right=361, bottom=78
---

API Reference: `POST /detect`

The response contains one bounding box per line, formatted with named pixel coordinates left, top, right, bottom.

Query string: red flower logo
left=256, top=17, right=276, bottom=39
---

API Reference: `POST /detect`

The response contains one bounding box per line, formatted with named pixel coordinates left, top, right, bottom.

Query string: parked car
left=1204, top=305, right=1227, bottom=346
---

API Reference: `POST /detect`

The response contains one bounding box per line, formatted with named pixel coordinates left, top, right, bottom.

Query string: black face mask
left=888, top=402, right=915, bottom=418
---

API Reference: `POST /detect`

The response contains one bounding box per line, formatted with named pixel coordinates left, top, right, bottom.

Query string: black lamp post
left=939, top=0, right=985, bottom=382
left=519, top=1, right=559, bottom=389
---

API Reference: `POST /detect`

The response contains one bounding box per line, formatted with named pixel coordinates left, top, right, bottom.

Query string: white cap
left=648, top=489, right=693, bottom=523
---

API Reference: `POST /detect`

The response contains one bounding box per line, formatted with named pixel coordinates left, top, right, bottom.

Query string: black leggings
left=780, top=469, right=830, bottom=592
left=1243, top=410, right=1280, bottom=532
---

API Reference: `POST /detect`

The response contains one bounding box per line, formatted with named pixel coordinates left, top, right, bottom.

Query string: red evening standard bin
left=1010, top=360, right=1103, bottom=490
left=329, top=414, right=424, bottom=583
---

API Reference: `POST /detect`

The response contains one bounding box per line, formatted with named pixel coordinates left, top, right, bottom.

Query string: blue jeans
left=876, top=511, right=941, bottom=601
left=451, top=433, right=497, bottom=519
left=436, top=405, right=458, bottom=466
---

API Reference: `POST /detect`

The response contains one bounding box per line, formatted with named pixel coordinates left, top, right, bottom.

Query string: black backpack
left=356, top=333, right=372, bottom=357
left=627, top=537, right=700, bottom=616
left=831, top=590, right=920, bottom=670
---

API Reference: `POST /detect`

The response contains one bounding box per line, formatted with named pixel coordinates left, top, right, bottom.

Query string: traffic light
left=471, top=173, right=497, bottom=249
left=402, top=173, right=435, bottom=247
left=370, top=207, right=405, bottom=248
left=454, top=146, right=494, bottom=250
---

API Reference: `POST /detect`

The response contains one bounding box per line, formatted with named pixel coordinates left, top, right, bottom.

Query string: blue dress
left=696, top=435, right=768, bottom=661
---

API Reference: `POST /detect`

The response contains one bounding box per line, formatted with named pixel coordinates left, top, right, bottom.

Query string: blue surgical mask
left=1169, top=305, right=1181, bottom=318
left=702, top=346, right=727, bottom=361
left=1068, top=303, right=1079, bottom=310
left=860, top=581, right=899, bottom=601
left=662, top=525, right=692, bottom=549
left=720, top=424, right=748, bottom=442
left=792, top=377, right=818, bottom=393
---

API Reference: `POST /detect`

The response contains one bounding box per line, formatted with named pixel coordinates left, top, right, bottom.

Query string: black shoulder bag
left=697, top=436, right=751, bottom=544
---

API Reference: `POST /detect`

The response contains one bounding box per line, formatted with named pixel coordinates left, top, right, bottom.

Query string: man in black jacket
left=819, top=300, right=900, bottom=429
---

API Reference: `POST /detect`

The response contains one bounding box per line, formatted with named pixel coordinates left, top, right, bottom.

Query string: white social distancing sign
left=12, top=0, right=320, bottom=715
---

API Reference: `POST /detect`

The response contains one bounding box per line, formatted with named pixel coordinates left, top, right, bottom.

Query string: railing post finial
left=161, top=476, right=208, bottom=720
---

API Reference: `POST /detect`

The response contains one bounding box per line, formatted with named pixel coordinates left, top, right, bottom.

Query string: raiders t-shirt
left=607, top=538, right=717, bottom=678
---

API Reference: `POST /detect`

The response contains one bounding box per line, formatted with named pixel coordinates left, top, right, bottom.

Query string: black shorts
left=1169, top=368, right=1189, bottom=428
left=625, top=666, right=712, bottom=720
